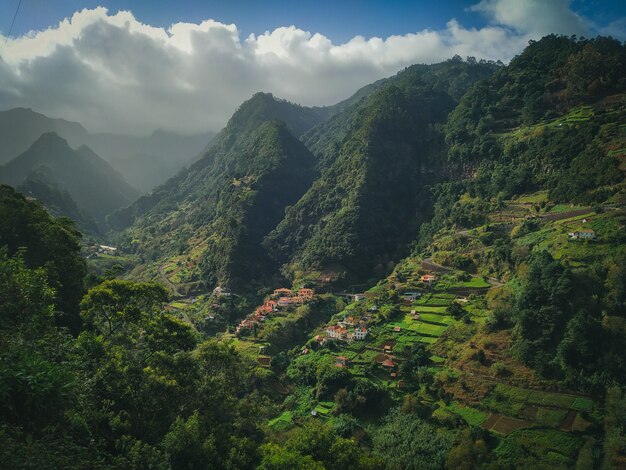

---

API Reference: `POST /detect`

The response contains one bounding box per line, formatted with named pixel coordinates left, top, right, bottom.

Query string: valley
left=1, top=33, right=625, bottom=469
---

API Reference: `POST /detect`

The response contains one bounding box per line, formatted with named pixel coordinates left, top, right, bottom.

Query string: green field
left=418, top=313, right=455, bottom=325
left=267, top=411, right=293, bottom=430
left=409, top=322, right=448, bottom=336
left=448, top=402, right=488, bottom=426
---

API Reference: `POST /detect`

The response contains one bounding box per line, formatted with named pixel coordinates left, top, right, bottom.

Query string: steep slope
left=265, top=60, right=499, bottom=286
left=0, top=133, right=139, bottom=223
left=115, top=93, right=320, bottom=291
left=16, top=170, right=99, bottom=234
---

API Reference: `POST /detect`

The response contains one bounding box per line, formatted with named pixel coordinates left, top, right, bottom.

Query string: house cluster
left=235, top=287, right=315, bottom=334
left=324, top=315, right=369, bottom=342
left=272, top=287, right=314, bottom=307
left=568, top=229, right=595, bottom=240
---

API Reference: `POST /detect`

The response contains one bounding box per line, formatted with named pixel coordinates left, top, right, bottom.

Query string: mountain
left=265, top=59, right=499, bottom=286
left=86, top=129, right=215, bottom=192
left=16, top=170, right=99, bottom=233
left=112, top=93, right=321, bottom=291
left=0, top=108, right=214, bottom=192
left=0, top=133, right=139, bottom=224
left=0, top=108, right=90, bottom=164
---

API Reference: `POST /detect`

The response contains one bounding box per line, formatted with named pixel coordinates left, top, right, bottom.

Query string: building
left=326, top=325, right=348, bottom=340
left=278, top=297, right=292, bottom=307
left=402, top=292, right=420, bottom=301
left=273, top=288, right=292, bottom=297
left=213, top=286, right=231, bottom=297
left=354, top=327, right=369, bottom=340
left=382, top=359, right=396, bottom=368
left=420, top=274, right=438, bottom=284
left=298, top=288, right=314, bottom=299
left=568, top=229, right=596, bottom=240
left=335, top=356, right=349, bottom=368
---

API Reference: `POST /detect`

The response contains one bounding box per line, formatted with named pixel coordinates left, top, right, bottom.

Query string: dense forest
left=1, top=35, right=626, bottom=468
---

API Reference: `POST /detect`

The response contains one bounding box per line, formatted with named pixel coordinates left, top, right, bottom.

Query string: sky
left=0, top=0, right=624, bottom=135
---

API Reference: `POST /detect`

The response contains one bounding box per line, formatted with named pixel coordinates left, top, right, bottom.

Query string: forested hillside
left=266, top=59, right=498, bottom=286
left=110, top=93, right=321, bottom=292
left=1, top=34, right=626, bottom=469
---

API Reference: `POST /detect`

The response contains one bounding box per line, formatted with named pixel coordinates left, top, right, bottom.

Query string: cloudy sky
left=0, top=0, right=624, bottom=135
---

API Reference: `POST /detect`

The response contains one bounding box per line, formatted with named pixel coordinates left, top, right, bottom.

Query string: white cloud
left=469, top=0, right=589, bottom=37
left=0, top=1, right=604, bottom=135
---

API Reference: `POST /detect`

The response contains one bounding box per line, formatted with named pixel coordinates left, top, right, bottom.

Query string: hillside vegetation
left=1, top=35, right=626, bottom=469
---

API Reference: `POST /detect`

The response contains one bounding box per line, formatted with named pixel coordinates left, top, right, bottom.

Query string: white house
left=354, top=327, right=369, bottom=340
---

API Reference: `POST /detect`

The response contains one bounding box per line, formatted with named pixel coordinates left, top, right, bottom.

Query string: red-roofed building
left=382, top=359, right=396, bottom=368
left=420, top=274, right=438, bottom=284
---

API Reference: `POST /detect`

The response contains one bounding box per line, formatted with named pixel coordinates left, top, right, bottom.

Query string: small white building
left=354, top=327, right=369, bottom=340
left=568, top=229, right=596, bottom=240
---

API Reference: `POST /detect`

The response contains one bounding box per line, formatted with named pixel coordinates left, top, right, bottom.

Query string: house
left=291, top=296, right=305, bottom=305
left=335, top=356, right=349, bottom=368
left=353, top=294, right=366, bottom=302
left=382, top=359, right=396, bottom=368
left=420, top=274, right=438, bottom=284
left=402, top=292, right=420, bottom=301
left=390, top=372, right=397, bottom=378
left=393, top=326, right=402, bottom=333
left=314, top=334, right=325, bottom=345
left=213, top=286, right=231, bottom=297
left=273, top=288, right=292, bottom=297
left=354, top=327, right=369, bottom=340
left=568, top=229, right=596, bottom=240
left=343, top=316, right=356, bottom=326
left=298, top=288, right=314, bottom=299
left=326, top=325, right=348, bottom=340
left=264, top=300, right=278, bottom=310
left=278, top=297, right=292, bottom=307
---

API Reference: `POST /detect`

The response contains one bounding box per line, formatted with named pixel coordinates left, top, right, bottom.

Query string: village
left=235, top=287, right=315, bottom=334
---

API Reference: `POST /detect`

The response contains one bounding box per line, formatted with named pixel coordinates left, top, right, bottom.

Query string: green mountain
left=112, top=93, right=321, bottom=291
left=16, top=170, right=99, bottom=233
left=265, top=60, right=499, bottom=286
left=0, top=133, right=139, bottom=224
left=2, top=35, right=626, bottom=470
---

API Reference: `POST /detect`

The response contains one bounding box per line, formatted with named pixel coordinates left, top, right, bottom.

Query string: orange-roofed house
left=382, top=359, right=396, bottom=368
left=420, top=274, right=438, bottom=284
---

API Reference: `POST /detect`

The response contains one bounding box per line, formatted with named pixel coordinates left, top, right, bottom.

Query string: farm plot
left=418, top=313, right=455, bottom=325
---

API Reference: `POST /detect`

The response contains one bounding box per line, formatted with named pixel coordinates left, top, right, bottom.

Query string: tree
left=80, top=280, right=168, bottom=341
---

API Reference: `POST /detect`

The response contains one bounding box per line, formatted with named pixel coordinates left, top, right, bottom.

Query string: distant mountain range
left=0, top=133, right=138, bottom=228
left=0, top=107, right=214, bottom=192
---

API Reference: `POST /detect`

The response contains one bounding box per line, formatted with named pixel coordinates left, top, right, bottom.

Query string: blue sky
left=0, top=0, right=624, bottom=134
left=3, top=0, right=625, bottom=42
